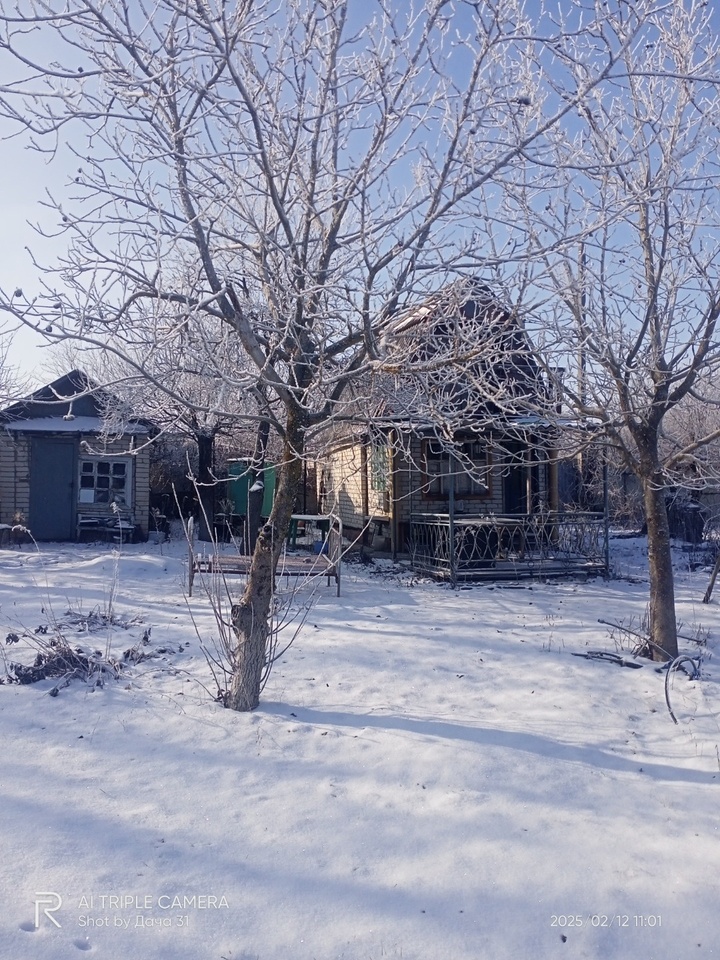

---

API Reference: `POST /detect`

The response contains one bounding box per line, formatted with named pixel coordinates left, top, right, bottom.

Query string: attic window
left=78, top=458, right=132, bottom=506
left=422, top=440, right=489, bottom=498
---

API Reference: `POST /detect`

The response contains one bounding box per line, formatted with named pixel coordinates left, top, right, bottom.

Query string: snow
left=2, top=416, right=150, bottom=433
left=0, top=535, right=719, bottom=959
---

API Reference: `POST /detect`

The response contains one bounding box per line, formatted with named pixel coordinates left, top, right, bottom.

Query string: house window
left=422, top=440, right=489, bottom=498
left=78, top=458, right=132, bottom=506
left=370, top=442, right=389, bottom=491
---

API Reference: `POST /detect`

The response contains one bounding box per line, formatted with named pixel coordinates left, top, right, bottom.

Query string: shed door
left=29, top=437, right=76, bottom=540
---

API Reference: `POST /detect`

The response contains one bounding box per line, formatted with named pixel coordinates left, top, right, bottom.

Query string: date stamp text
left=550, top=914, right=662, bottom=929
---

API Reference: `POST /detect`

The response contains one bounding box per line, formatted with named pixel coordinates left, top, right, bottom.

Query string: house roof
left=374, top=278, right=548, bottom=427
left=0, top=369, right=154, bottom=434
left=2, top=415, right=151, bottom=434
left=381, top=278, right=500, bottom=336
left=382, top=278, right=542, bottom=387
left=311, top=281, right=556, bottom=456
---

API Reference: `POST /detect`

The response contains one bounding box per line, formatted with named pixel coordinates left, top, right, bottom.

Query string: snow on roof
left=382, top=277, right=500, bottom=337
left=3, top=416, right=151, bottom=434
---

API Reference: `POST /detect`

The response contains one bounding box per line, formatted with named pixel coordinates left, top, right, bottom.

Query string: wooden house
left=318, top=280, right=606, bottom=580
left=0, top=370, right=153, bottom=541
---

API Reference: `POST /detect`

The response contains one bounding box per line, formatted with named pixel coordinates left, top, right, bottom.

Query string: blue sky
left=0, top=130, right=62, bottom=382
left=2, top=0, right=719, bottom=387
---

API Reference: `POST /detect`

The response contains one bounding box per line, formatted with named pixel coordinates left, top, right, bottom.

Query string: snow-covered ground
left=1, top=535, right=718, bottom=959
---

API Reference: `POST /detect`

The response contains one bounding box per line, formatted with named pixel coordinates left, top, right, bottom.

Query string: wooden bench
left=76, top=513, right=136, bottom=543
left=187, top=514, right=343, bottom=597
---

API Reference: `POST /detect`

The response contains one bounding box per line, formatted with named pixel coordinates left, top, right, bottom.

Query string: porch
left=409, top=512, right=609, bottom=582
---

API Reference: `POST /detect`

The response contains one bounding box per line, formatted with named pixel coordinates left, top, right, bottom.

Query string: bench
left=187, top=514, right=343, bottom=597
left=76, top=513, right=137, bottom=543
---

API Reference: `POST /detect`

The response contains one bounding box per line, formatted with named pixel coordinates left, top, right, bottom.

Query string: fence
left=409, top=511, right=608, bottom=582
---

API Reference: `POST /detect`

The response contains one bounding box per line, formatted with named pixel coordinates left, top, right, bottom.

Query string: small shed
left=0, top=371, right=153, bottom=541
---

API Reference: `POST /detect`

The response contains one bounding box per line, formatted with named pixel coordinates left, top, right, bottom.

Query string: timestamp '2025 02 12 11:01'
left=551, top=915, right=661, bottom=928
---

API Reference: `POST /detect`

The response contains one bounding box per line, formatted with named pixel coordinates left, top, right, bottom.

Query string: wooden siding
left=394, top=435, right=504, bottom=524
left=321, top=436, right=530, bottom=527
left=320, top=431, right=554, bottom=557
left=0, top=432, right=30, bottom=526
left=321, top=444, right=367, bottom=530
left=76, top=437, right=151, bottom=537
left=131, top=444, right=151, bottom=537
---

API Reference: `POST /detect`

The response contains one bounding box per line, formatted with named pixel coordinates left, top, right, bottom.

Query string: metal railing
left=409, top=511, right=608, bottom=582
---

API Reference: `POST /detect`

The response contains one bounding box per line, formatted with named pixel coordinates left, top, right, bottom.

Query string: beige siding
left=321, top=444, right=366, bottom=530
left=322, top=442, right=395, bottom=527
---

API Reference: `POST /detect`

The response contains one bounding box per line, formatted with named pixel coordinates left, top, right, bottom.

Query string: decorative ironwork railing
left=409, top=512, right=608, bottom=581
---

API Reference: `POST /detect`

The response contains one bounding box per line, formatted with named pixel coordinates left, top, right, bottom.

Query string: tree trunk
left=227, top=414, right=305, bottom=711
left=196, top=432, right=216, bottom=542
left=246, top=419, right=271, bottom=555
left=643, top=475, right=678, bottom=660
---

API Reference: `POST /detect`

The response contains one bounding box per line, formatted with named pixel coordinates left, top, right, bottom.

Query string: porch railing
left=409, top=512, right=608, bottom=581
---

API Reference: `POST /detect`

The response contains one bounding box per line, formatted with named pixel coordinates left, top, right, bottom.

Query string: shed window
left=422, top=440, right=489, bottom=497
left=79, top=458, right=132, bottom=506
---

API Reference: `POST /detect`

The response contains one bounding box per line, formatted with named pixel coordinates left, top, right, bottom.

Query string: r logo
left=34, top=892, right=62, bottom=928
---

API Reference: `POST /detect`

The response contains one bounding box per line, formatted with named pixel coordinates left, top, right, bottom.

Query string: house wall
left=131, top=442, right=151, bottom=537
left=393, top=435, right=553, bottom=552
left=321, top=431, right=553, bottom=555
left=321, top=444, right=368, bottom=532
left=75, top=435, right=151, bottom=537
left=0, top=431, right=30, bottom=526
left=320, top=442, right=392, bottom=533
left=0, top=431, right=151, bottom=538
left=395, top=434, right=505, bottom=525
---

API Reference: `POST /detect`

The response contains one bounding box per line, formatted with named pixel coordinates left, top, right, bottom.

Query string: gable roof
left=376, top=278, right=548, bottom=427
left=311, top=281, right=553, bottom=457
left=0, top=369, right=153, bottom=434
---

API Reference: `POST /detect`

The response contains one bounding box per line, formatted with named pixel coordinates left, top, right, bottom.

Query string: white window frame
left=78, top=456, right=133, bottom=507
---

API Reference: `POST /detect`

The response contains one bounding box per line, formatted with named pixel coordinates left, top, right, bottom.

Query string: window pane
left=77, top=458, right=132, bottom=508
left=423, top=440, right=488, bottom=498
left=370, top=444, right=388, bottom=491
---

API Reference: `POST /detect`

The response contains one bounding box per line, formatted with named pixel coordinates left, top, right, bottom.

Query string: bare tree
left=0, top=334, right=29, bottom=406
left=42, top=298, right=270, bottom=539
left=95, top=307, right=270, bottom=539
left=511, top=0, right=720, bottom=659
left=0, top=0, right=683, bottom=706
